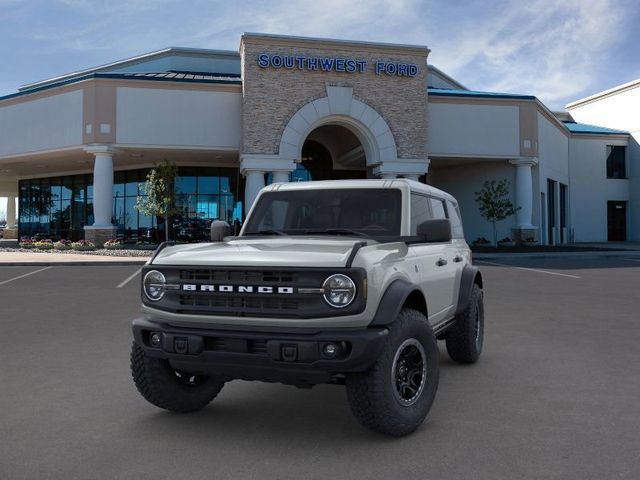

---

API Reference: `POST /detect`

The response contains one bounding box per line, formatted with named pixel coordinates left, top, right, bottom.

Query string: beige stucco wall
left=240, top=35, right=429, bottom=160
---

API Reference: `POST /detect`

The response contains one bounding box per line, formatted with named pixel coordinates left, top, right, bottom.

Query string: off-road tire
left=445, top=283, right=484, bottom=364
left=131, top=342, right=225, bottom=413
left=345, top=308, right=439, bottom=436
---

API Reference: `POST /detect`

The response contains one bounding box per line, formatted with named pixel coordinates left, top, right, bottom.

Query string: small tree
left=136, top=161, right=179, bottom=242
left=474, top=179, right=520, bottom=246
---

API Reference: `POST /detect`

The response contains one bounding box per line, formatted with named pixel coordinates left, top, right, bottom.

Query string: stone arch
left=278, top=86, right=398, bottom=166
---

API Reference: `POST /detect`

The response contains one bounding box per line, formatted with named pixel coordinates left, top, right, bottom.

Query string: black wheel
left=130, top=342, right=225, bottom=413
left=345, top=309, right=439, bottom=436
left=445, top=283, right=484, bottom=364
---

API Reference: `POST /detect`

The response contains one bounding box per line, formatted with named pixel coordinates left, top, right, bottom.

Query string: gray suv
left=131, top=179, right=484, bottom=436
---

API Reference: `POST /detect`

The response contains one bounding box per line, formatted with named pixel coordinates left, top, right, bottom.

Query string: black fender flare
left=370, top=279, right=426, bottom=326
left=455, top=265, right=483, bottom=316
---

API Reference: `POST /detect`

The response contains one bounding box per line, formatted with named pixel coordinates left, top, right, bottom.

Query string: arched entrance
left=295, top=124, right=368, bottom=181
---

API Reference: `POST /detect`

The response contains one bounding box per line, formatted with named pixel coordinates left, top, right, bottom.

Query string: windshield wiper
left=303, top=228, right=370, bottom=238
left=245, top=229, right=288, bottom=236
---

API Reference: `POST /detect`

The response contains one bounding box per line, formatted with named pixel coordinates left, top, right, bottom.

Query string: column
left=2, top=195, right=18, bottom=240
left=6, top=195, right=16, bottom=229
left=240, top=154, right=295, bottom=213
left=244, top=170, right=265, bottom=212
left=509, top=157, right=539, bottom=243
left=509, top=158, right=538, bottom=228
left=84, top=145, right=119, bottom=244
left=271, top=171, right=290, bottom=184
left=373, top=158, right=430, bottom=180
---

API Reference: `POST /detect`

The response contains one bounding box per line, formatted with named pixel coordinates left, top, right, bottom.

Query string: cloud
left=427, top=0, right=634, bottom=108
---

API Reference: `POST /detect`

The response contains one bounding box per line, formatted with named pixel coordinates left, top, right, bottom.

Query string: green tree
left=474, top=179, right=520, bottom=246
left=136, top=161, right=179, bottom=242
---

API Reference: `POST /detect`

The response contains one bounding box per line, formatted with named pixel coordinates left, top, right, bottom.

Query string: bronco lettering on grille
left=181, top=284, right=295, bottom=294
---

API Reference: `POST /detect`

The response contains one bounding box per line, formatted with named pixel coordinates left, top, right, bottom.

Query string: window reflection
left=18, top=167, right=242, bottom=242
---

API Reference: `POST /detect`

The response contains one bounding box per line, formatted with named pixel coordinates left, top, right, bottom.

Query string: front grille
left=179, top=269, right=298, bottom=284
left=179, top=294, right=299, bottom=313
left=144, top=266, right=366, bottom=319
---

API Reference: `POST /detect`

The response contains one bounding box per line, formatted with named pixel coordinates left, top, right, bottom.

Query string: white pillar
left=91, top=151, right=115, bottom=227
left=509, top=158, right=538, bottom=228
left=6, top=195, right=16, bottom=228
left=373, top=158, right=430, bottom=180
left=83, top=145, right=119, bottom=245
left=271, top=171, right=290, bottom=184
left=244, top=170, right=265, bottom=213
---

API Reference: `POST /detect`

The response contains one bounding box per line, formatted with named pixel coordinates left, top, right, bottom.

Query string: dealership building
left=0, top=33, right=637, bottom=244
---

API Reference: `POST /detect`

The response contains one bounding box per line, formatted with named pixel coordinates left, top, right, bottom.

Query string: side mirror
left=416, top=219, right=452, bottom=243
left=210, top=220, right=230, bottom=242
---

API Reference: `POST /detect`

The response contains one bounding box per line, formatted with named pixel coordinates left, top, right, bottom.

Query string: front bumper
left=132, top=317, right=389, bottom=386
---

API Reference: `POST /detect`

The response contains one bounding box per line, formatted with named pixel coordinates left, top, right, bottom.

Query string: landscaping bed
left=471, top=244, right=624, bottom=253
left=0, top=247, right=153, bottom=257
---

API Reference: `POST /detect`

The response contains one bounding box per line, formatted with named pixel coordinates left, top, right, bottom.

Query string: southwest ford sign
left=258, top=54, right=418, bottom=77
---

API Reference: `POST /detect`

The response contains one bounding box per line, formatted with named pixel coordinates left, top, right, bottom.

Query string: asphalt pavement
left=1, top=257, right=639, bottom=480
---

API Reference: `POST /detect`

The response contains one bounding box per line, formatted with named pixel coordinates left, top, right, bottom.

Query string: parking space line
left=476, top=260, right=581, bottom=279
left=0, top=266, right=53, bottom=286
left=117, top=268, right=142, bottom=289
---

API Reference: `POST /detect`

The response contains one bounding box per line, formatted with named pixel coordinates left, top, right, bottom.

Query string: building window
left=18, top=166, right=242, bottom=242
left=606, top=145, right=626, bottom=179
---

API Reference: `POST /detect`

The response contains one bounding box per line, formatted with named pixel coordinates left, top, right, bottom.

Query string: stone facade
left=240, top=34, right=429, bottom=161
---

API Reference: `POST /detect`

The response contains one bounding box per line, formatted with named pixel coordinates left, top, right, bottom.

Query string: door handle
left=453, top=255, right=463, bottom=263
left=436, top=258, right=447, bottom=267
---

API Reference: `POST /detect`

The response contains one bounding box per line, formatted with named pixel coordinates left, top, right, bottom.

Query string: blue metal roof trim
left=428, top=87, right=536, bottom=100
left=562, top=121, right=628, bottom=135
left=0, top=72, right=242, bottom=102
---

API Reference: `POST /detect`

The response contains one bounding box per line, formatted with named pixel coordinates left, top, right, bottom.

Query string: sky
left=1, top=0, right=639, bottom=110
left=0, top=0, right=638, bottom=219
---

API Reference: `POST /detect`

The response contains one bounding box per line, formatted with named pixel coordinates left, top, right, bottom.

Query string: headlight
left=322, top=274, right=356, bottom=308
left=143, top=270, right=166, bottom=302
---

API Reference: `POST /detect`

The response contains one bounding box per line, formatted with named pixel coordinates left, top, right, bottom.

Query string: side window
left=446, top=200, right=465, bottom=238
left=429, top=198, right=447, bottom=219
left=410, top=193, right=432, bottom=234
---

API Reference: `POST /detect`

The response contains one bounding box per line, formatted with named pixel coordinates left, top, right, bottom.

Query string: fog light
left=323, top=343, right=338, bottom=358
left=150, top=332, right=162, bottom=347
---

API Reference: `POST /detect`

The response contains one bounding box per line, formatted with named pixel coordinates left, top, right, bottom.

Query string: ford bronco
left=131, top=179, right=484, bottom=436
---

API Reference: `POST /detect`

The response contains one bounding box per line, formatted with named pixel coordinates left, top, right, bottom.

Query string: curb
left=474, top=250, right=640, bottom=260
left=0, top=261, right=148, bottom=266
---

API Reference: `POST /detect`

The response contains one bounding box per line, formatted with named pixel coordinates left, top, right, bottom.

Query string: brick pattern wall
left=241, top=38, right=428, bottom=160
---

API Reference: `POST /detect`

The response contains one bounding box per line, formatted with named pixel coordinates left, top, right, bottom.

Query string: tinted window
left=243, top=189, right=402, bottom=238
left=446, top=200, right=464, bottom=238
left=410, top=194, right=432, bottom=235
left=606, top=145, right=626, bottom=179
left=429, top=198, right=447, bottom=219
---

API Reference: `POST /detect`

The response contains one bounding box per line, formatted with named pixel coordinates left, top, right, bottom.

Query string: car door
left=425, top=196, right=458, bottom=321
left=408, top=194, right=457, bottom=324
left=445, top=199, right=467, bottom=307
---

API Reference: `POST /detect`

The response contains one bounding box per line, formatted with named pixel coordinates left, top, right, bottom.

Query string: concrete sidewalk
left=0, top=251, right=150, bottom=266
left=474, top=249, right=640, bottom=260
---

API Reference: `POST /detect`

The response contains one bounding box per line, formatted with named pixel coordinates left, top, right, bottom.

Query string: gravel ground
left=0, top=247, right=153, bottom=257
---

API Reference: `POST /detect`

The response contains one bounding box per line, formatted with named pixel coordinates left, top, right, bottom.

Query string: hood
left=151, top=236, right=373, bottom=268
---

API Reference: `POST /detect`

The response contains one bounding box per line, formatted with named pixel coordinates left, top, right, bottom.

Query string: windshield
left=242, top=188, right=402, bottom=238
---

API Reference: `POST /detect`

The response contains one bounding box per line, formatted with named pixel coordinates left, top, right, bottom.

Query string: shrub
left=71, top=240, right=96, bottom=251
left=104, top=238, right=123, bottom=249
left=54, top=239, right=73, bottom=250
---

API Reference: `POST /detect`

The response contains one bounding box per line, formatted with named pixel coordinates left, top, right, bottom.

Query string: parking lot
left=1, top=256, right=639, bottom=480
